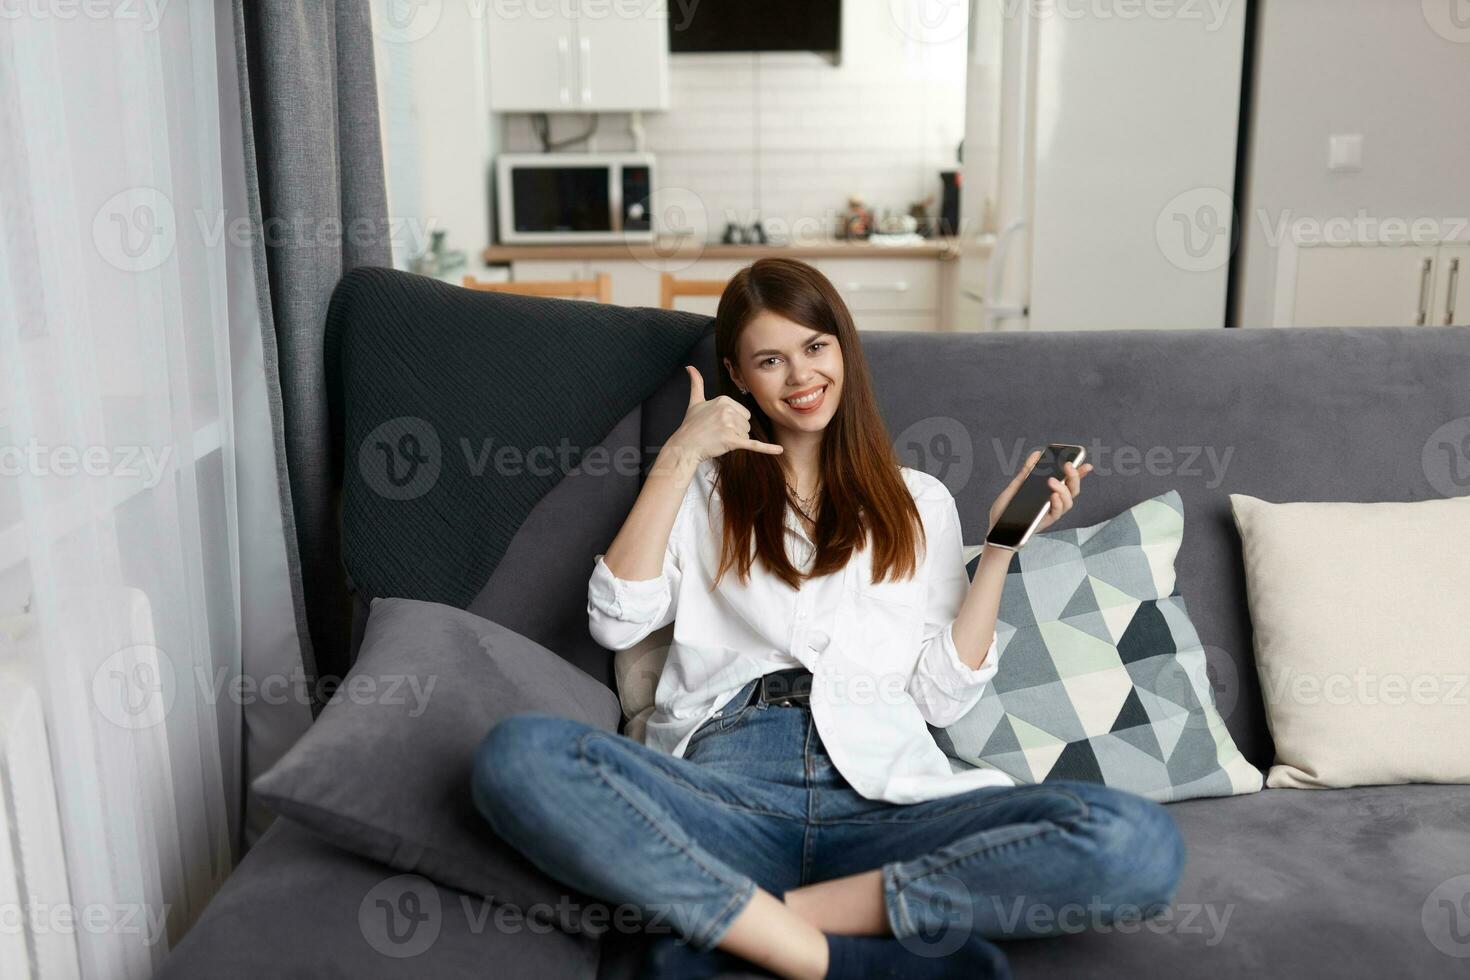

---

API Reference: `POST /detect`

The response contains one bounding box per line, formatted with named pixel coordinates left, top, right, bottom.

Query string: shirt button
left=808, top=629, right=830, bottom=652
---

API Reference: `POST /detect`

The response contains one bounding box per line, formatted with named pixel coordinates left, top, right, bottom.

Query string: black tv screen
left=669, top=0, right=841, bottom=54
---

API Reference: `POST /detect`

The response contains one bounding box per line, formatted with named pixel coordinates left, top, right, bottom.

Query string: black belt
left=758, top=667, right=813, bottom=707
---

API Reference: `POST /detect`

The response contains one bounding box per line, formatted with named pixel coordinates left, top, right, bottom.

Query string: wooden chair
left=659, top=272, right=727, bottom=310
left=462, top=273, right=612, bottom=304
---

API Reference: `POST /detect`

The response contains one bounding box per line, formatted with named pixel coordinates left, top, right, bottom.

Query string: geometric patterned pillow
left=934, top=491, right=1262, bottom=802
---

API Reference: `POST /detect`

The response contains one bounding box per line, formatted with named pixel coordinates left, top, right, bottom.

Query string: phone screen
left=986, top=445, right=1084, bottom=549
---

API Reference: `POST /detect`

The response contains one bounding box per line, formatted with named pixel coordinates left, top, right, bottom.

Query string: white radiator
left=0, top=616, right=80, bottom=980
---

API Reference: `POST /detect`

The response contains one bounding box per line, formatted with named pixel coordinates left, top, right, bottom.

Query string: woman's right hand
left=664, top=366, right=784, bottom=466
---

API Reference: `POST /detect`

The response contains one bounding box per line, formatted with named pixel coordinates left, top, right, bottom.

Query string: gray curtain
left=232, top=0, right=391, bottom=689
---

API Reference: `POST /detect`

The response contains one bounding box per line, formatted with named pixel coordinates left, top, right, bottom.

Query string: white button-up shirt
left=587, top=458, right=1013, bottom=804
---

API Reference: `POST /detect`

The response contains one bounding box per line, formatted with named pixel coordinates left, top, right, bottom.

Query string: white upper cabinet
left=486, top=1, right=669, bottom=112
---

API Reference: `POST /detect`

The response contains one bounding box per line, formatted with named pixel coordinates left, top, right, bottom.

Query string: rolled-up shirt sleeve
left=587, top=551, right=681, bottom=651
left=586, top=480, right=696, bottom=651
left=907, top=495, right=998, bottom=728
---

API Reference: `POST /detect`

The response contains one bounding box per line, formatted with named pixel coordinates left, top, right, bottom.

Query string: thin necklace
left=785, top=479, right=821, bottom=522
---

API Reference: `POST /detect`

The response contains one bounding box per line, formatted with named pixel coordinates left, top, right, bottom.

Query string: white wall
left=1233, top=0, right=1470, bottom=327
left=373, top=0, right=494, bottom=271
left=498, top=2, right=968, bottom=241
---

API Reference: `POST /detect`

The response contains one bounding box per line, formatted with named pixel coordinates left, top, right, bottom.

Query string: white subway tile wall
left=501, top=10, right=967, bottom=241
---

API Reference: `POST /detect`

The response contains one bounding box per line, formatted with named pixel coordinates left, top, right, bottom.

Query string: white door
left=574, top=4, right=668, bottom=110
left=486, top=6, right=577, bottom=111
left=1434, top=244, right=1468, bottom=327
left=1291, top=244, right=1442, bottom=327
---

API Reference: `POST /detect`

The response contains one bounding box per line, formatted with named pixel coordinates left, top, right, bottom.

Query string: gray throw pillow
left=254, top=597, right=622, bottom=933
left=939, top=491, right=1261, bottom=802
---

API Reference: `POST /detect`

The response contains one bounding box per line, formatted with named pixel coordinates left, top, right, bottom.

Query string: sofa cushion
left=938, top=493, right=1261, bottom=801
left=158, top=819, right=600, bottom=979
left=254, top=597, right=622, bottom=935
left=1229, top=493, right=1470, bottom=789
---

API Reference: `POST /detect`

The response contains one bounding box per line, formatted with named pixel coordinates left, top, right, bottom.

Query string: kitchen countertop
left=482, top=235, right=989, bottom=264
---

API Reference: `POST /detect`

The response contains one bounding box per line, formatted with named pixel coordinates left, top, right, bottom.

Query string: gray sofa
left=161, top=294, right=1470, bottom=978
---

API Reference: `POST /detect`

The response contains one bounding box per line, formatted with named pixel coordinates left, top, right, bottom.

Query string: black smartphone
left=984, top=444, right=1087, bottom=551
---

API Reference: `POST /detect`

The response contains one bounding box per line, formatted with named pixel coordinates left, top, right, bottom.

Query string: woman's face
left=725, top=310, right=844, bottom=435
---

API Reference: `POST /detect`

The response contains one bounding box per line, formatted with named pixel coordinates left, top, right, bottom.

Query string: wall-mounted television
left=669, top=0, right=842, bottom=56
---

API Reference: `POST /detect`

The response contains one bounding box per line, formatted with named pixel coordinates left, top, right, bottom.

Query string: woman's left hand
left=988, top=450, right=1095, bottom=535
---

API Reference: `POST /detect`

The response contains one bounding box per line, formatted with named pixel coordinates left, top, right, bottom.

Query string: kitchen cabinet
left=1438, top=245, right=1468, bottom=327
left=504, top=254, right=951, bottom=330
left=486, top=2, right=668, bottom=112
left=1285, top=242, right=1468, bottom=327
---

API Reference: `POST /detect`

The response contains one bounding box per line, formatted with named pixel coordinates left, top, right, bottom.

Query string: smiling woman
left=471, top=257, right=1140, bottom=980
left=711, top=257, right=927, bottom=594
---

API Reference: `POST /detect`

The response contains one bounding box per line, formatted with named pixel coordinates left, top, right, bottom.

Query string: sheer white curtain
left=0, top=4, right=311, bottom=978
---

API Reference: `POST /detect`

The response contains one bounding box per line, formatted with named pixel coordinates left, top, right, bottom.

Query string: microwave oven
left=496, top=153, right=655, bottom=244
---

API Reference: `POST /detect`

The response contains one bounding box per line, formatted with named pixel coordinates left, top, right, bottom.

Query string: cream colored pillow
left=1229, top=494, right=1470, bottom=789
left=612, top=625, right=672, bottom=742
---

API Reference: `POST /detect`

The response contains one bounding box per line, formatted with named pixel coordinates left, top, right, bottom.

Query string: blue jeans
left=473, top=676, right=1186, bottom=954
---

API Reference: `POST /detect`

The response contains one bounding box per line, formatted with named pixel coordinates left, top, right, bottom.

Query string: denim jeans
left=473, top=676, right=1186, bottom=954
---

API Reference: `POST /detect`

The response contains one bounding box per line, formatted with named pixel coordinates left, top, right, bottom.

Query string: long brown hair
left=710, top=257, right=924, bottom=592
